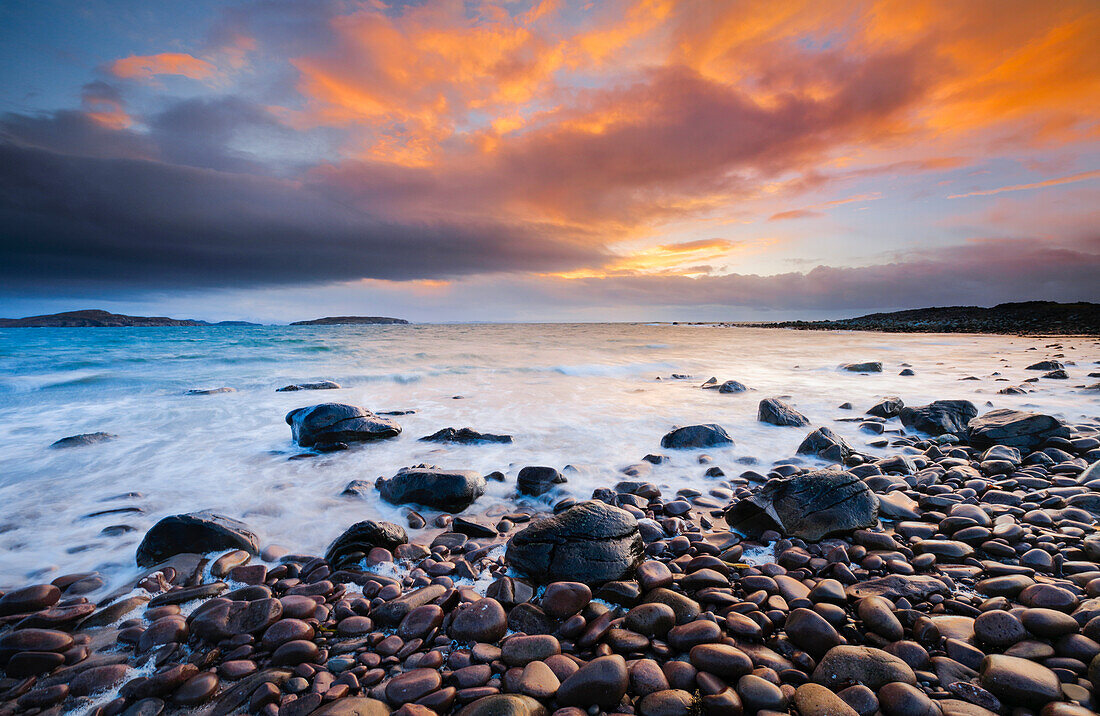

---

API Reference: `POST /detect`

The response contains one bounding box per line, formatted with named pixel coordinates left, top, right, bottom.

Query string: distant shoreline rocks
left=289, top=316, right=409, bottom=325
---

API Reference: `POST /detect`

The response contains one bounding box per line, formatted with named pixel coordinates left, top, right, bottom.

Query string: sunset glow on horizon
left=0, top=0, right=1097, bottom=321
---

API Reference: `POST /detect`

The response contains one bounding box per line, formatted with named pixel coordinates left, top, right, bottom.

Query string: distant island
left=0, top=310, right=260, bottom=327
left=290, top=316, right=410, bottom=325
left=737, top=301, right=1100, bottom=335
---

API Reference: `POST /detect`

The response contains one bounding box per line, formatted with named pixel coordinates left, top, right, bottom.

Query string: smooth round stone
left=836, top=685, right=878, bottom=716
left=386, top=668, right=442, bottom=705
left=725, top=612, right=763, bottom=640
left=279, top=595, right=319, bottom=620
left=557, top=655, right=629, bottom=708
left=219, top=660, right=257, bottom=679
left=793, top=683, right=860, bottom=716
left=625, top=603, right=676, bottom=638
left=450, top=599, right=507, bottom=643
left=398, top=605, right=444, bottom=640
left=0, top=584, right=61, bottom=616
left=689, top=644, right=753, bottom=680
left=173, top=672, right=218, bottom=705
left=974, top=610, right=1027, bottom=647
left=0, top=628, right=74, bottom=654
left=979, top=654, right=1061, bottom=707
left=139, top=616, right=188, bottom=652
left=785, top=608, right=844, bottom=658
left=878, top=682, right=938, bottom=716
left=338, top=616, right=374, bottom=637
left=1018, top=584, right=1078, bottom=611
left=15, top=684, right=70, bottom=710
left=226, top=597, right=282, bottom=634
left=1021, top=608, right=1080, bottom=638
left=668, top=619, right=721, bottom=651
left=637, top=562, right=674, bottom=592
left=637, top=689, right=694, bottom=716
left=261, top=618, right=315, bottom=648
left=455, top=694, right=547, bottom=716
left=271, top=639, right=319, bottom=665
left=813, top=646, right=916, bottom=690
left=858, top=596, right=904, bottom=642
left=541, top=582, right=592, bottom=619
left=502, top=635, right=561, bottom=667
left=737, top=674, right=786, bottom=712
left=70, top=664, right=130, bottom=696
left=516, top=661, right=560, bottom=699
left=643, top=588, right=700, bottom=624
left=629, top=659, right=670, bottom=696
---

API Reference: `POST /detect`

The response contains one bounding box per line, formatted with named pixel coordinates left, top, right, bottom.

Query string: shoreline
left=2, top=392, right=1099, bottom=716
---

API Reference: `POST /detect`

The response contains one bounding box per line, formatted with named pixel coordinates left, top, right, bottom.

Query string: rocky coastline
left=4, top=373, right=1100, bottom=716
left=731, top=302, right=1100, bottom=336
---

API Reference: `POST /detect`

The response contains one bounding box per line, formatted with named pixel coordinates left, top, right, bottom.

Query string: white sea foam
left=0, top=324, right=1096, bottom=595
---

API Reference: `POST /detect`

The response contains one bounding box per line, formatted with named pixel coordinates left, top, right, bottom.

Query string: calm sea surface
left=1, top=324, right=1097, bottom=592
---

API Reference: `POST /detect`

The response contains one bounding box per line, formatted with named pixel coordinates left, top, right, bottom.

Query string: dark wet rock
left=899, top=400, right=977, bottom=436
left=135, top=511, right=258, bottom=567
left=758, top=398, right=809, bottom=427
left=517, top=466, right=567, bottom=496
left=797, top=427, right=853, bottom=461
left=689, top=643, right=753, bottom=679
left=311, top=698, right=392, bottom=716
left=637, top=689, right=694, bottom=716
left=419, top=427, right=513, bottom=444
left=660, top=424, right=733, bottom=449
left=878, top=682, right=938, bottom=716
left=847, top=575, right=950, bottom=601
left=813, top=645, right=917, bottom=690
left=1026, top=360, right=1063, bottom=371
left=979, top=654, right=1061, bottom=707
left=285, top=403, right=401, bottom=447
left=449, top=598, right=508, bottom=643
left=557, top=655, right=629, bottom=708
left=341, top=480, right=372, bottom=496
left=966, top=408, right=1070, bottom=451
left=867, top=397, right=904, bottom=418
left=377, top=466, right=487, bottom=512
left=70, top=664, right=131, bottom=696
left=324, top=520, right=409, bottom=569
left=718, top=380, right=747, bottom=393
left=506, top=501, right=643, bottom=585
left=385, top=668, right=442, bottom=704
left=276, top=381, right=340, bottom=391
left=49, top=432, right=117, bottom=449
left=185, top=387, right=235, bottom=395
left=726, top=470, right=878, bottom=540
left=373, top=585, right=447, bottom=626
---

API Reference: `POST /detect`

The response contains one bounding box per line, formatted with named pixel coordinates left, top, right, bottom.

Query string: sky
left=0, top=0, right=1097, bottom=323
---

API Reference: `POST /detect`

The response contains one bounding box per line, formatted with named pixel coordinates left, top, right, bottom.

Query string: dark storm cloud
left=0, top=139, right=604, bottom=293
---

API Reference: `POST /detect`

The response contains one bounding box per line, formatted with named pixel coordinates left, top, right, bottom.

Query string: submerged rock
left=758, top=398, right=809, bottom=427
left=725, top=470, right=879, bottom=541
left=796, top=427, right=852, bottom=462
left=49, top=432, right=117, bottom=449
left=966, top=408, right=1069, bottom=451
left=842, top=362, right=882, bottom=373
left=660, top=424, right=733, bottom=449
left=517, top=466, right=567, bottom=496
left=506, top=501, right=643, bottom=585
left=136, top=511, right=259, bottom=567
left=276, top=381, right=341, bottom=391
left=377, top=466, right=486, bottom=512
left=185, top=387, right=235, bottom=395
left=899, top=400, right=977, bottom=436
left=719, top=380, right=748, bottom=393
left=419, top=427, right=513, bottom=444
left=324, top=520, right=409, bottom=569
left=285, top=403, right=401, bottom=447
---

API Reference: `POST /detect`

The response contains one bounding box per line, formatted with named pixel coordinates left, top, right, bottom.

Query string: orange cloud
left=109, top=53, right=218, bottom=81
left=947, top=170, right=1100, bottom=199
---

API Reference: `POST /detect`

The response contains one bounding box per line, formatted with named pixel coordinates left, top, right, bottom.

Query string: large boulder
left=758, top=398, right=809, bottom=427
left=506, top=502, right=643, bottom=585
left=325, top=520, right=409, bottom=569
left=899, top=400, right=977, bottom=436
left=136, top=512, right=259, bottom=567
left=796, top=427, right=852, bottom=462
left=285, top=403, right=401, bottom=447
left=660, top=424, right=733, bottom=449
left=967, top=409, right=1069, bottom=452
left=725, top=470, right=879, bottom=541
left=377, top=466, right=486, bottom=512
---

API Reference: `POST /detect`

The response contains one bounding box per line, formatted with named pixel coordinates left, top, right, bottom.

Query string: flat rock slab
left=419, top=427, right=513, bottom=444
left=967, top=408, right=1069, bottom=452
left=846, top=574, right=950, bottom=601
left=726, top=470, right=879, bottom=541
left=506, top=501, right=643, bottom=585
left=49, top=432, right=117, bottom=449
left=899, top=400, right=977, bottom=436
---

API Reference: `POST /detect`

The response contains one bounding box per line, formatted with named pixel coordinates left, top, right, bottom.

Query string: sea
left=1, top=323, right=1097, bottom=593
